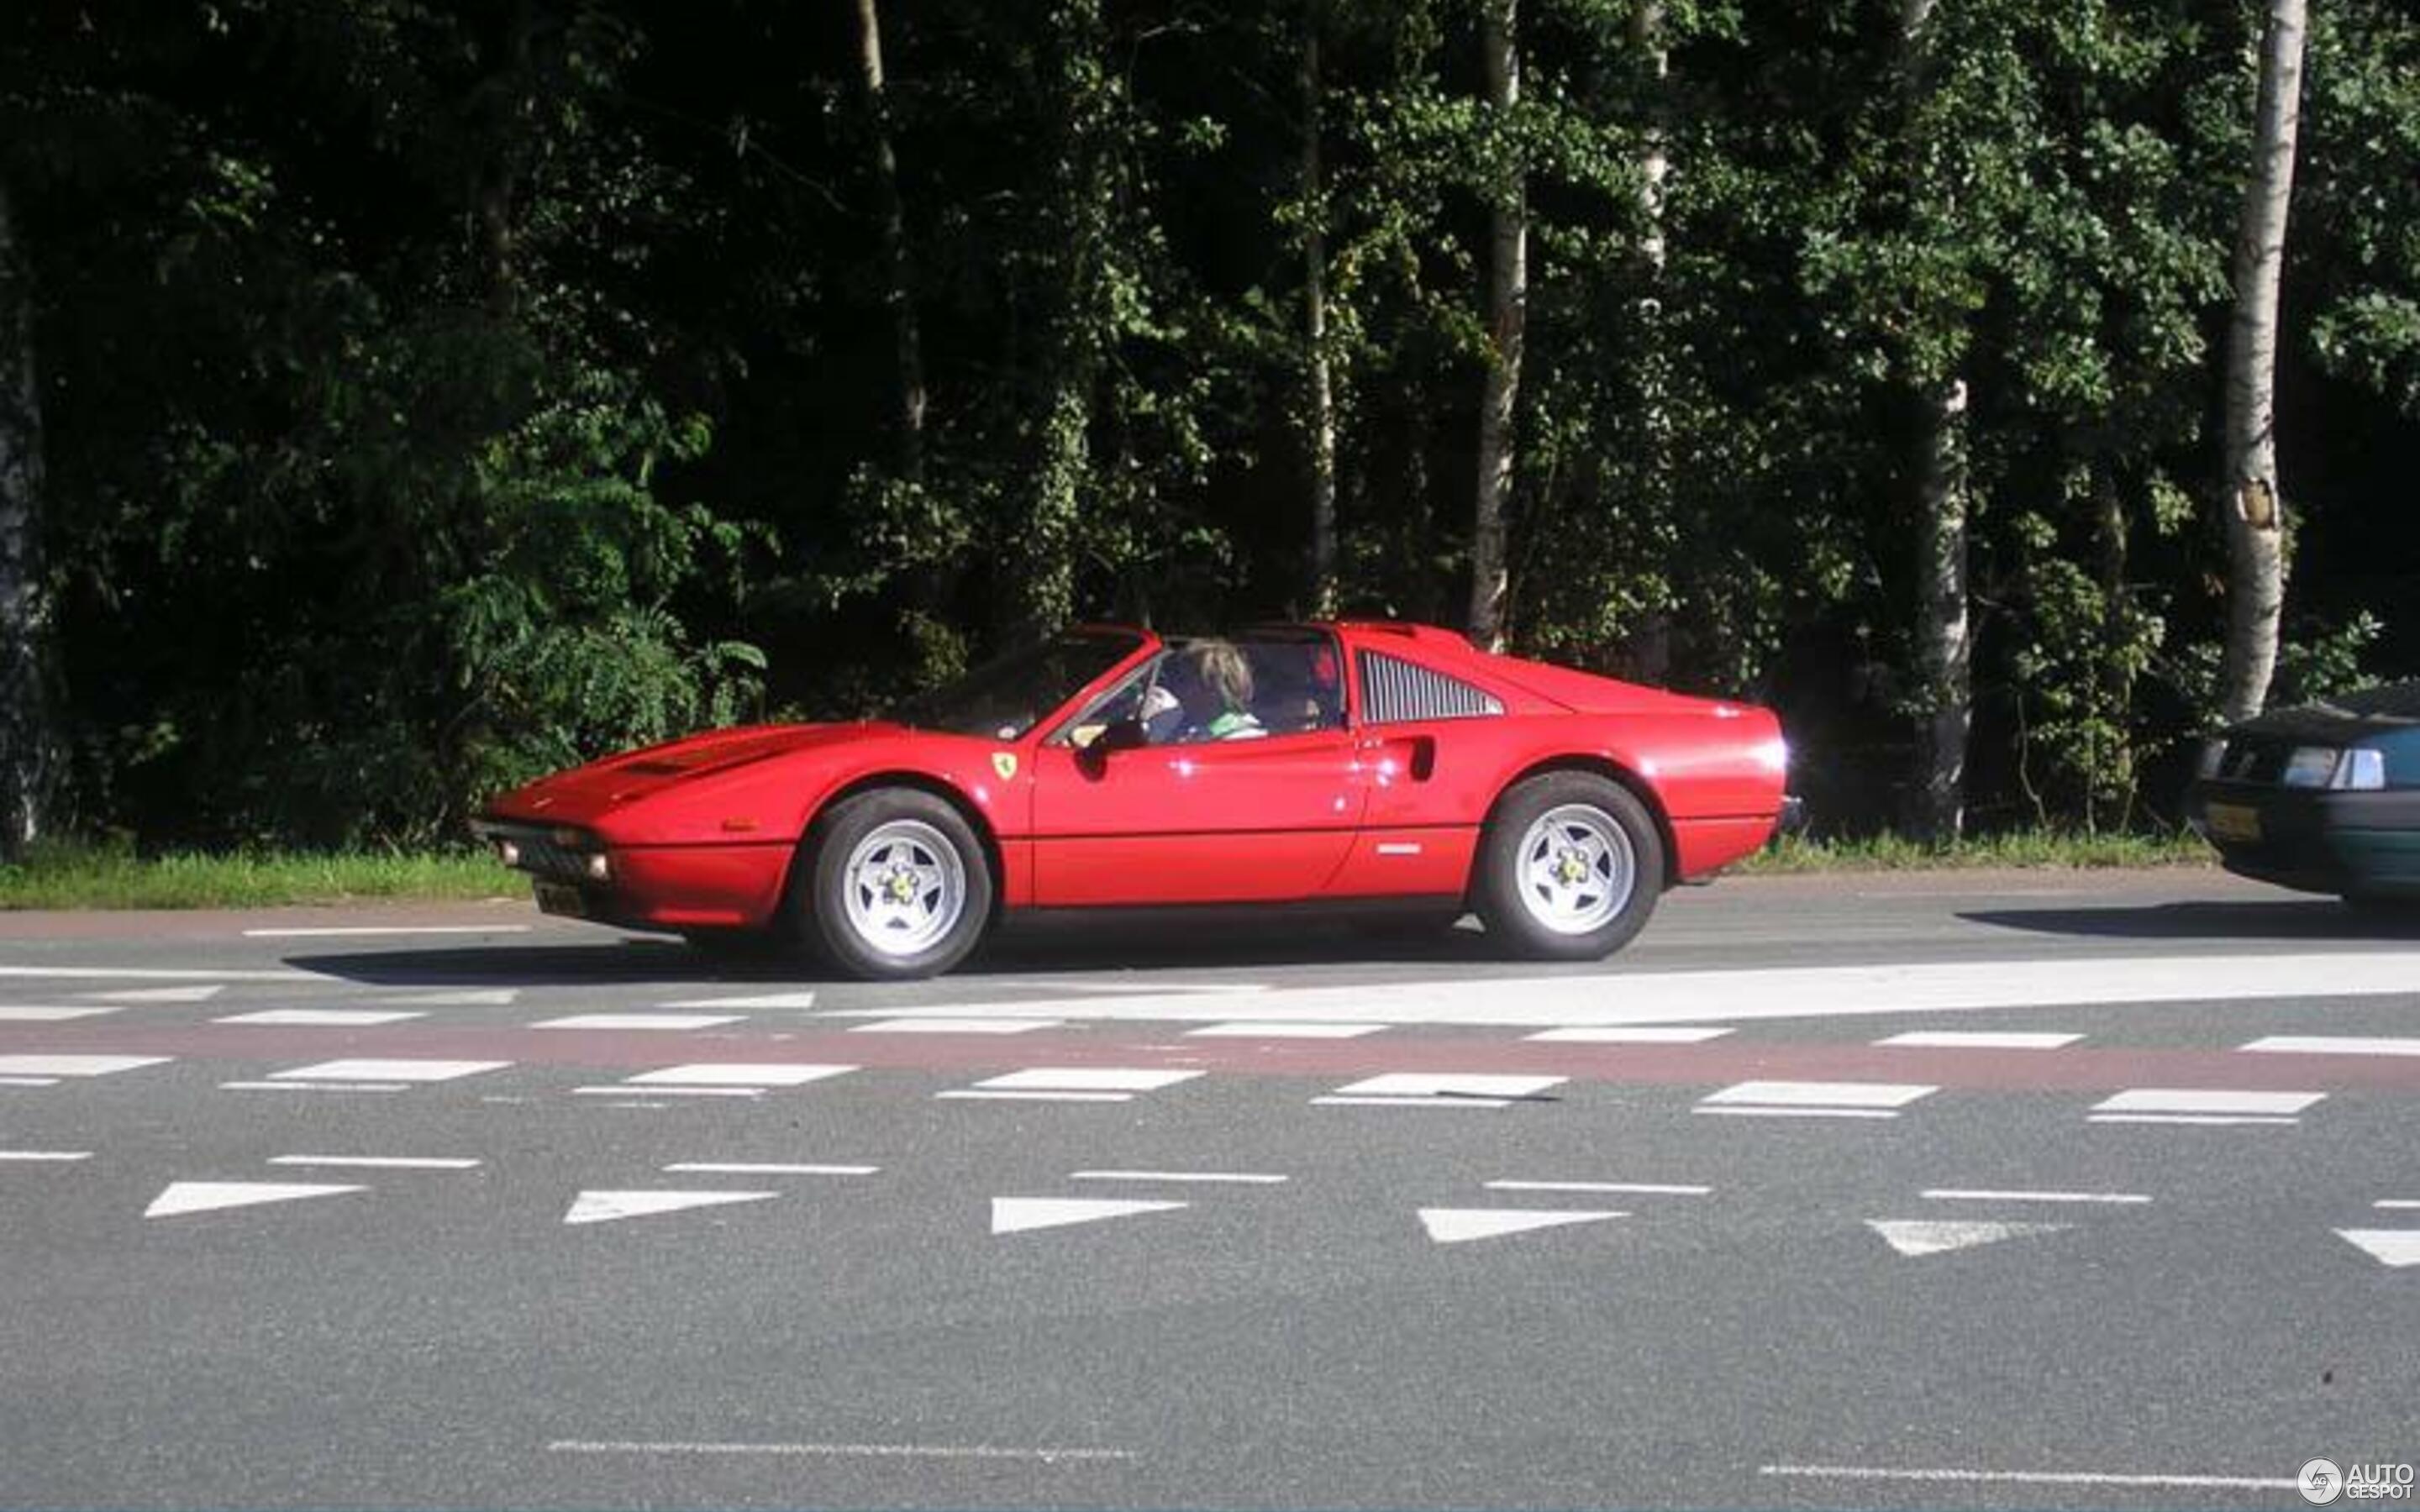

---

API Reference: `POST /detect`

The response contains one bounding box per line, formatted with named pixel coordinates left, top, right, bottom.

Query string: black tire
left=799, top=787, right=994, bottom=980
left=2341, top=891, right=2420, bottom=922
left=1472, top=771, right=1665, bottom=961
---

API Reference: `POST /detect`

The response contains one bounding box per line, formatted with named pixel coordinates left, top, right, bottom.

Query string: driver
left=1178, top=639, right=1265, bottom=741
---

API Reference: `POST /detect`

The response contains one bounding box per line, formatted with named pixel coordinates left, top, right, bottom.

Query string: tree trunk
left=0, top=178, right=50, bottom=859
left=1467, top=0, right=1525, bottom=650
left=1623, top=0, right=1673, bottom=681
left=472, top=2, right=534, bottom=316
left=854, top=0, right=927, bottom=486
left=2218, top=0, right=2308, bottom=725
left=1301, top=8, right=1339, bottom=618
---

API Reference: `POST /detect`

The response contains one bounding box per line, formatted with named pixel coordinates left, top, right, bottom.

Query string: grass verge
left=1739, top=829, right=2214, bottom=874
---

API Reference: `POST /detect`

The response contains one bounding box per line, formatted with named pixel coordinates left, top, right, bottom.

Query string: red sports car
left=473, top=622, right=1792, bottom=979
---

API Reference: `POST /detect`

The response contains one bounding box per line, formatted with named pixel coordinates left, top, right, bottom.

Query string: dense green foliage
left=3, top=0, right=2414, bottom=848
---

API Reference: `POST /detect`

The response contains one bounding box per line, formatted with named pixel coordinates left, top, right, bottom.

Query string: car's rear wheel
left=802, top=789, right=993, bottom=979
left=1474, top=771, right=1663, bottom=960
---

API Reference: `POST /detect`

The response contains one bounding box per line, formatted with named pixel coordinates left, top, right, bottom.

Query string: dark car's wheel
left=2342, top=891, right=2420, bottom=922
left=1473, top=771, right=1664, bottom=961
left=801, top=788, right=994, bottom=980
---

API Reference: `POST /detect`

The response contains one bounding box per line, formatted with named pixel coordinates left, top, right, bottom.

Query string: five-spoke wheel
left=1474, top=771, right=1663, bottom=960
left=802, top=788, right=992, bottom=979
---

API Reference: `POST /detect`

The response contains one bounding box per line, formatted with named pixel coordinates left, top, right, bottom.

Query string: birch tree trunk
left=1467, top=0, right=1525, bottom=651
left=855, top=0, right=927, bottom=486
left=1625, top=0, right=1674, bottom=681
left=2218, top=0, right=2308, bottom=725
left=0, top=178, right=50, bottom=859
left=1301, top=8, right=1339, bottom=618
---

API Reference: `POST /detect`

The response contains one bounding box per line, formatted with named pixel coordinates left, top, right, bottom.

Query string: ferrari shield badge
left=992, top=751, right=1019, bottom=781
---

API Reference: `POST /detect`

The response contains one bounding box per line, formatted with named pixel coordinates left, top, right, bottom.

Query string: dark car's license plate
left=2205, top=801, right=2262, bottom=843
left=534, top=881, right=588, bottom=917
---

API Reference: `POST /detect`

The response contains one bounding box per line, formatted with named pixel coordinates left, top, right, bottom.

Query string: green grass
left=0, top=844, right=514, bottom=911
left=1739, top=829, right=2215, bottom=874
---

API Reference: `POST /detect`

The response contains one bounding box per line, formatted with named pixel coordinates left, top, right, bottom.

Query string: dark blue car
left=2186, top=680, right=2420, bottom=910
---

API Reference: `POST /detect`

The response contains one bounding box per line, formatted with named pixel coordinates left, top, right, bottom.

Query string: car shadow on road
left=1961, top=898, right=2420, bottom=942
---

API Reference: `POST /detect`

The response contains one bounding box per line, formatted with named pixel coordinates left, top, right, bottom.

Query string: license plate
left=2204, top=801, right=2262, bottom=843
left=534, top=881, right=587, bottom=918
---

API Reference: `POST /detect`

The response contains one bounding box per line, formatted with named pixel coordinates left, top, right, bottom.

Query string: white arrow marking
left=85, top=984, right=224, bottom=1004
left=563, top=1189, right=779, bottom=1226
left=1418, top=1208, right=1624, bottom=1245
left=990, top=1198, right=1188, bottom=1236
left=1866, top=1220, right=2070, bottom=1257
left=660, top=990, right=819, bottom=1010
left=145, top=1181, right=364, bottom=1218
left=2334, top=1229, right=2420, bottom=1268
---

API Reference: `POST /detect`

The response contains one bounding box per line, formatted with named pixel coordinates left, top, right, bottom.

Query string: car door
left=1028, top=635, right=1365, bottom=905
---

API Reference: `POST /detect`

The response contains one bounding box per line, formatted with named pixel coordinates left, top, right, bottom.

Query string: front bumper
left=2183, top=781, right=2420, bottom=898
left=471, top=816, right=795, bottom=930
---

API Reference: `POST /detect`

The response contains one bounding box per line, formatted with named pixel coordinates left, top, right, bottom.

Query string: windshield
left=886, top=629, right=1147, bottom=740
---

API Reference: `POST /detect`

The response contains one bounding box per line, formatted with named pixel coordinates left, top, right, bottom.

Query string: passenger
left=1183, top=639, right=1266, bottom=741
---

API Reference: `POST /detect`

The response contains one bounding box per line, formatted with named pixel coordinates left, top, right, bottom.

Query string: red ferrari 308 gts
left=473, top=622, right=1792, bottom=979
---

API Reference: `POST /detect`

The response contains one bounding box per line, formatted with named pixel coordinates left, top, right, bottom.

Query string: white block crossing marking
left=547, top=1440, right=1134, bottom=1465
left=0, top=1053, right=171, bottom=1078
left=1867, top=1220, right=2071, bottom=1257
left=84, top=984, right=224, bottom=1004
left=1695, top=1105, right=1902, bottom=1120
left=222, top=1081, right=410, bottom=1093
left=1875, top=1031, right=2081, bottom=1050
left=2092, top=1088, right=2323, bottom=1116
left=1486, top=1180, right=1710, bottom=1197
left=1418, top=1208, right=1624, bottom=1245
left=662, top=1163, right=878, bottom=1177
left=992, top=1197, right=1188, bottom=1235
left=534, top=1014, right=742, bottom=1032
left=380, top=990, right=520, bottom=1006
left=564, top=1189, right=779, bottom=1226
left=660, top=990, right=819, bottom=1010
left=1702, top=1080, right=1936, bottom=1110
left=2089, top=1113, right=2300, bottom=1126
left=576, top=1085, right=761, bottom=1100
left=1922, top=1189, right=2150, bottom=1205
left=1313, top=1095, right=1522, bottom=1110
left=144, top=1181, right=364, bottom=1218
left=272, top=1059, right=508, bottom=1084
left=0, top=1076, right=59, bottom=1087
left=241, top=925, right=531, bottom=938
left=624, top=1063, right=855, bottom=1089
left=851, top=1018, right=1063, bottom=1035
left=2335, top=1229, right=2420, bottom=1268
left=217, top=1009, right=425, bottom=1027
left=937, top=1090, right=1138, bottom=1104
left=1186, top=1021, right=1389, bottom=1039
left=1070, top=1170, right=1288, bottom=1185
left=0, top=965, right=305, bottom=982
left=267, top=1156, right=481, bottom=1171
left=2375, top=1200, right=2420, bottom=1210
left=1325, top=1073, right=1565, bottom=1102
left=1524, top=1026, right=1733, bottom=1043
left=0, top=1149, right=92, bottom=1162
left=972, top=1068, right=1204, bottom=1094
left=1760, top=1466, right=2296, bottom=1493
left=2241, top=1035, right=2420, bottom=1057
left=0, top=1005, right=117, bottom=1021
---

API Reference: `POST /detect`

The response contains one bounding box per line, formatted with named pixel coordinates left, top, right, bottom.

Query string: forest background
left=1, top=0, right=2415, bottom=859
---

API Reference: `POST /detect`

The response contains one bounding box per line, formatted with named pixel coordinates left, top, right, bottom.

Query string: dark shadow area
left=1961, top=898, right=2420, bottom=943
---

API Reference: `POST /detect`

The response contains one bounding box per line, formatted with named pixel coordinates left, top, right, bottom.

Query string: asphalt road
left=2, top=869, right=2416, bottom=1509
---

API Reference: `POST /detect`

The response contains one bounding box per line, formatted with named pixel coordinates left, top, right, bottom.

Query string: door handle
left=1356, top=733, right=1435, bottom=781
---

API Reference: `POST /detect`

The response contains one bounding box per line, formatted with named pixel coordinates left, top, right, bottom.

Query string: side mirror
left=1097, top=717, right=1150, bottom=753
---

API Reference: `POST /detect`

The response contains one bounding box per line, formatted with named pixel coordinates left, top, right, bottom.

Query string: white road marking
left=1875, top=1031, right=2081, bottom=1049
left=992, top=1196, right=1187, bottom=1235
left=0, top=1076, right=60, bottom=1087
left=1922, top=1189, right=2150, bottom=1205
left=576, top=1085, right=761, bottom=1099
left=1523, top=1026, right=1732, bottom=1043
left=380, top=990, right=519, bottom=1006
left=660, top=990, right=819, bottom=1010
left=1313, top=1095, right=1515, bottom=1109
left=2092, top=1088, right=2323, bottom=1116
left=2375, top=1200, right=2420, bottom=1210
left=850, top=1017, right=1062, bottom=1035
left=268, top=1156, right=481, bottom=1170
left=1867, top=1219, right=2070, bottom=1257
left=973, top=1068, right=1203, bottom=1094
left=82, top=984, right=224, bottom=1003
left=0, top=1149, right=92, bottom=1162
left=1694, top=1105, right=1902, bottom=1120
left=1327, top=1073, right=1565, bottom=1101
left=817, top=948, right=2420, bottom=1028
left=662, top=1163, right=877, bottom=1176
left=1186, top=1021, right=1389, bottom=1038
left=564, top=1189, right=778, bottom=1226
left=624, top=1063, right=855, bottom=1088
left=241, top=925, right=530, bottom=937
left=2334, top=1229, right=2420, bottom=1268
left=0, top=966, right=306, bottom=983
left=222, top=1080, right=411, bottom=1093
left=1702, top=1080, right=1936, bottom=1110
left=0, top=1054, right=171, bottom=1078
left=1760, top=1465, right=2295, bottom=1492
left=546, top=1440, right=1133, bottom=1464
left=534, top=1014, right=742, bottom=1032
left=2241, top=1035, right=2420, bottom=1057
left=1070, top=1170, right=1288, bottom=1184
left=144, top=1180, right=364, bottom=1218
left=1418, top=1208, right=1624, bottom=1245
left=1485, top=1180, right=1710, bottom=1196
left=216, top=1009, right=424, bottom=1027
left=0, top=1006, right=116, bottom=1021
left=273, top=1058, right=508, bottom=1084
left=938, top=1089, right=1136, bottom=1104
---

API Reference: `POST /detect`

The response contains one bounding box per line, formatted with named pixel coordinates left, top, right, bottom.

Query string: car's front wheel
left=801, top=788, right=993, bottom=979
left=1473, top=771, right=1664, bottom=960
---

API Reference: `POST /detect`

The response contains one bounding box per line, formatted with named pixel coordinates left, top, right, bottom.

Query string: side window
left=1357, top=650, right=1504, bottom=724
